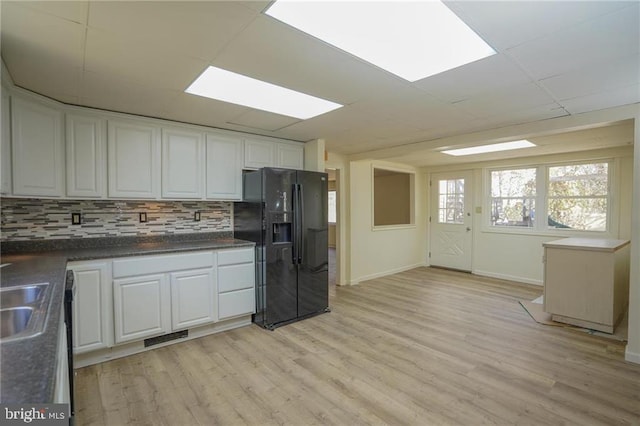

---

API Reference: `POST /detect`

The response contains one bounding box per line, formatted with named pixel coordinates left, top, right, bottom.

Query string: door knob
left=466, top=227, right=471, bottom=232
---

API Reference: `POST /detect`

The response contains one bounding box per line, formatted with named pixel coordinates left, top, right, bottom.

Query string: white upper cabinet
left=276, top=143, right=304, bottom=170
left=66, top=114, right=106, bottom=198
left=1, top=91, right=11, bottom=195
left=107, top=120, right=160, bottom=199
left=244, top=138, right=275, bottom=169
left=161, top=127, right=204, bottom=199
left=11, top=97, right=64, bottom=197
left=206, top=134, right=243, bottom=200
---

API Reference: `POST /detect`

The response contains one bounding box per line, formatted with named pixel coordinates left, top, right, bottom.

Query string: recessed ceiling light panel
left=185, top=66, right=343, bottom=120
left=264, top=0, right=496, bottom=82
left=442, top=140, right=536, bottom=156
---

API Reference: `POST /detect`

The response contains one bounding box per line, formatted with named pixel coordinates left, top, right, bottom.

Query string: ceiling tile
left=161, top=92, right=249, bottom=131
left=414, top=54, right=531, bottom=102
left=560, top=84, right=640, bottom=114
left=506, top=3, right=640, bottom=80
left=227, top=110, right=301, bottom=132
left=538, top=54, right=640, bottom=101
left=1, top=2, right=84, bottom=65
left=447, top=0, right=633, bottom=50
left=84, top=28, right=209, bottom=92
left=13, top=1, right=88, bottom=25
left=453, top=82, right=558, bottom=119
left=87, top=1, right=257, bottom=62
left=81, top=71, right=182, bottom=118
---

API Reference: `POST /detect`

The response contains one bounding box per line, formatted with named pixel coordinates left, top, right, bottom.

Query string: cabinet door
left=113, top=274, right=170, bottom=344
left=276, top=143, right=304, bottom=170
left=206, top=134, right=243, bottom=200
left=11, top=97, right=64, bottom=196
left=244, top=139, right=274, bottom=169
left=1, top=91, right=11, bottom=195
left=170, top=267, right=216, bottom=330
left=69, top=262, right=112, bottom=353
left=162, top=128, right=204, bottom=199
left=66, top=114, right=106, bottom=198
left=108, top=120, right=160, bottom=199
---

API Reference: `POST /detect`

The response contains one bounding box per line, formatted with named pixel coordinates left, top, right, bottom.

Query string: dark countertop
left=0, top=233, right=254, bottom=404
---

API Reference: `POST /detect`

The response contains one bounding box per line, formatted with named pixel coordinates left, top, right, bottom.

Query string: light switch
left=71, top=213, right=81, bottom=225
left=139, top=212, right=147, bottom=223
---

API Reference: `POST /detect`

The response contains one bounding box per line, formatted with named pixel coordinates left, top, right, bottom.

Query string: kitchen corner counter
left=0, top=233, right=254, bottom=404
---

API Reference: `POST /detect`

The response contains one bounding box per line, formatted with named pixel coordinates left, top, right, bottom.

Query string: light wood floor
left=75, top=267, right=640, bottom=425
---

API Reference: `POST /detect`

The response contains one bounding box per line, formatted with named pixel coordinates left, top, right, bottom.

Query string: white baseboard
left=625, top=347, right=640, bottom=364
left=352, top=262, right=427, bottom=285
left=473, top=269, right=543, bottom=286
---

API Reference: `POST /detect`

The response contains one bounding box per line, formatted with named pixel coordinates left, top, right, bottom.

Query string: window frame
left=483, top=158, right=616, bottom=237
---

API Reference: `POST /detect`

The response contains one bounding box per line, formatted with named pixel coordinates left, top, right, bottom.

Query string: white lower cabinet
left=217, top=248, right=256, bottom=320
left=68, top=261, right=113, bottom=353
left=170, top=267, right=216, bottom=330
left=113, top=273, right=171, bottom=344
left=72, top=247, right=254, bottom=365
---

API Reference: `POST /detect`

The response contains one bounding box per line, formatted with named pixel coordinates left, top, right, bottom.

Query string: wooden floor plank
left=75, top=267, right=640, bottom=425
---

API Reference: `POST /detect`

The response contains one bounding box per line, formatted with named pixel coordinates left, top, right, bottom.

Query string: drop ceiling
left=1, top=1, right=638, bottom=166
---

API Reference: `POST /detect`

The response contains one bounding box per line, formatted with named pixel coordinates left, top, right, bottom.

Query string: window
left=490, top=168, right=536, bottom=227
left=547, top=163, right=608, bottom=231
left=438, top=179, right=464, bottom=224
left=487, top=161, right=611, bottom=233
left=328, top=190, right=337, bottom=224
left=373, top=167, right=415, bottom=227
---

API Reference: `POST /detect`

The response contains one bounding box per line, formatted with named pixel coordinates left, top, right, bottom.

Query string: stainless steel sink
left=0, top=283, right=50, bottom=341
left=1, top=284, right=47, bottom=309
left=1, top=307, right=34, bottom=338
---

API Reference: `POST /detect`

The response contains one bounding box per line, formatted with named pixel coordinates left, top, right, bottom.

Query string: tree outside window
left=547, top=163, right=608, bottom=231
left=490, top=168, right=536, bottom=227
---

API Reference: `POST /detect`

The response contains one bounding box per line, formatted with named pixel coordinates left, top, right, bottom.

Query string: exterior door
left=429, top=171, right=473, bottom=271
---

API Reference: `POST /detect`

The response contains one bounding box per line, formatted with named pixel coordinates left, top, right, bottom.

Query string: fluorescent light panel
left=442, top=140, right=536, bottom=156
left=185, top=66, right=342, bottom=120
left=264, top=0, right=495, bottom=82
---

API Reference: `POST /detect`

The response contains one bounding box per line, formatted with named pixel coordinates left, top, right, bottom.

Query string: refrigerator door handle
left=292, top=183, right=299, bottom=265
left=298, top=184, right=304, bottom=265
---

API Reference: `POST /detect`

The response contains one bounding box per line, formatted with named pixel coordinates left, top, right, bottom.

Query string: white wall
left=326, top=151, right=349, bottom=285
left=425, top=146, right=634, bottom=285
left=349, top=160, right=427, bottom=284
left=626, top=116, right=640, bottom=364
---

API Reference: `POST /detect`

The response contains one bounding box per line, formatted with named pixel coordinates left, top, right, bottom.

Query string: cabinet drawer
left=113, top=251, right=213, bottom=278
left=218, top=263, right=254, bottom=293
left=217, top=248, right=254, bottom=266
left=219, top=288, right=255, bottom=320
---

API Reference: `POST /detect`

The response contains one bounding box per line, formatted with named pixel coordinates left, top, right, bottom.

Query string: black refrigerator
left=234, top=167, right=329, bottom=329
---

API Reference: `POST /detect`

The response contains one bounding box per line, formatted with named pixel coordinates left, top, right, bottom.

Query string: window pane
left=490, top=168, right=536, bottom=228
left=328, top=191, right=336, bottom=223
left=437, top=178, right=464, bottom=224
left=547, top=162, right=609, bottom=231
left=491, top=168, right=536, bottom=197
left=548, top=198, right=607, bottom=231
left=491, top=198, right=535, bottom=227
left=548, top=163, right=608, bottom=197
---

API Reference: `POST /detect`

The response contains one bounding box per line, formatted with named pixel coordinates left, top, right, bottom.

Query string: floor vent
left=144, top=330, right=188, bottom=347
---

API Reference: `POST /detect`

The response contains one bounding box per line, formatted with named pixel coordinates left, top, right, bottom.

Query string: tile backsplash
left=1, top=198, right=232, bottom=241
